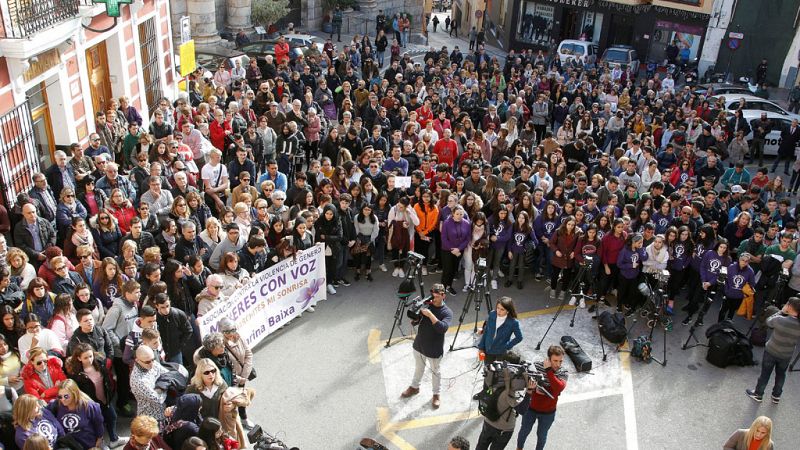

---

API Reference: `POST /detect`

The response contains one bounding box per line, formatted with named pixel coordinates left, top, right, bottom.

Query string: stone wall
left=215, top=0, right=227, bottom=33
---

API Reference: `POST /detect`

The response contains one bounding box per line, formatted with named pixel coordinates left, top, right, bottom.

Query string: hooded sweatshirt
left=14, top=407, right=64, bottom=449
left=488, top=216, right=513, bottom=251
left=700, top=249, right=731, bottom=284
left=669, top=240, right=692, bottom=271
left=723, top=262, right=756, bottom=300
left=617, top=246, right=648, bottom=280
left=101, top=297, right=138, bottom=355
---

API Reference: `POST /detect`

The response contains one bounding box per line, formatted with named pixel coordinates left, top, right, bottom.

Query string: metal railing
left=1, top=0, right=80, bottom=39
left=0, top=102, right=38, bottom=210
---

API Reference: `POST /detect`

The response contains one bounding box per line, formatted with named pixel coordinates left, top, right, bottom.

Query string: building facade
left=0, top=0, right=176, bottom=209
left=484, top=0, right=714, bottom=62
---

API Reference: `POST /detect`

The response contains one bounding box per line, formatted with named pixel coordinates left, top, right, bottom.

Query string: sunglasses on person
left=203, top=369, right=218, bottom=375
left=58, top=394, right=70, bottom=400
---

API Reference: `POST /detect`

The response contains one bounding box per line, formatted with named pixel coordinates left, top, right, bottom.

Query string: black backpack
left=476, top=384, right=512, bottom=422
left=705, top=320, right=755, bottom=367
left=598, top=311, right=627, bottom=344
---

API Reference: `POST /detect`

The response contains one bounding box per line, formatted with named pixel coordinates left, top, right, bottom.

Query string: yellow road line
left=376, top=407, right=416, bottom=450
left=391, top=409, right=483, bottom=431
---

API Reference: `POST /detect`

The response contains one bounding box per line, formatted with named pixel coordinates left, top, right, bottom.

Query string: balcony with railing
left=0, top=0, right=80, bottom=39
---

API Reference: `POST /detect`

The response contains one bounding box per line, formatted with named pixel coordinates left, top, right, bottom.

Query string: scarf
left=73, top=293, right=99, bottom=313
left=72, top=230, right=93, bottom=247
left=162, top=231, right=176, bottom=253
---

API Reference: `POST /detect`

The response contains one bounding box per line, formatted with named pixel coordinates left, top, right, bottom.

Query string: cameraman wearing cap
left=400, top=283, right=453, bottom=409
left=515, top=345, right=568, bottom=450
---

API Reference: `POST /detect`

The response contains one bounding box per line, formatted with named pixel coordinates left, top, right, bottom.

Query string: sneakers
left=447, top=286, right=457, bottom=295
left=771, top=395, right=780, bottom=404
left=307, top=305, right=316, bottom=312
left=681, top=316, right=693, bottom=326
left=421, top=267, right=428, bottom=276
left=558, top=291, right=565, bottom=300
left=431, top=394, right=441, bottom=409
left=579, top=298, right=586, bottom=309
left=109, top=438, right=128, bottom=449
left=497, top=270, right=505, bottom=278
left=366, top=273, right=374, bottom=281
left=398, top=269, right=405, bottom=278
left=380, top=264, right=388, bottom=272
left=327, top=284, right=337, bottom=295
left=400, top=386, right=419, bottom=398
left=340, top=278, right=351, bottom=287
left=392, top=268, right=401, bottom=277
left=535, top=273, right=543, bottom=281
left=746, top=389, right=763, bottom=403
left=568, top=296, right=577, bottom=306
left=332, top=280, right=340, bottom=287
left=549, top=289, right=556, bottom=299
left=462, top=285, right=469, bottom=292
left=697, top=318, right=704, bottom=327
left=491, top=280, right=498, bottom=290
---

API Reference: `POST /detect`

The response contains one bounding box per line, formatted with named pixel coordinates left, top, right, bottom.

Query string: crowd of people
left=0, top=9, right=799, bottom=448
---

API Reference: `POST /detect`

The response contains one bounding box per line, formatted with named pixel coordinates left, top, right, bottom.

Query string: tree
left=251, top=0, right=290, bottom=28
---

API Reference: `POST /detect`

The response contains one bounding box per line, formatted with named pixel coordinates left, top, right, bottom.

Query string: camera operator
left=516, top=345, right=568, bottom=450
left=475, top=362, right=528, bottom=450
left=746, top=297, right=800, bottom=404
left=718, top=253, right=755, bottom=322
left=400, top=283, right=453, bottom=409
left=477, top=297, right=523, bottom=364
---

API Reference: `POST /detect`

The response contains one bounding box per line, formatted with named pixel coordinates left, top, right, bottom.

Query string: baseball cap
left=731, top=185, right=744, bottom=194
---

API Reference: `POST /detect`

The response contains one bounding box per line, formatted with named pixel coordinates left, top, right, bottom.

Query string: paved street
left=241, top=269, right=799, bottom=449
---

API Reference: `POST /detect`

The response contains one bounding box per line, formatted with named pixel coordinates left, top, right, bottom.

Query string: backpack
left=630, top=335, right=652, bottom=363
left=705, top=320, right=755, bottom=367
left=598, top=311, right=627, bottom=344
left=476, top=369, right=517, bottom=422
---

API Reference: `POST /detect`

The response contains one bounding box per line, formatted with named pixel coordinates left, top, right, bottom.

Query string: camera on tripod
left=717, top=266, right=728, bottom=285
left=408, top=251, right=426, bottom=267
left=579, top=254, right=594, bottom=268
left=247, top=425, right=298, bottom=450
left=476, top=257, right=488, bottom=272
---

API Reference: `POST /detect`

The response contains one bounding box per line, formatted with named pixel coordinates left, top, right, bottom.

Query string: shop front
left=502, top=0, right=711, bottom=63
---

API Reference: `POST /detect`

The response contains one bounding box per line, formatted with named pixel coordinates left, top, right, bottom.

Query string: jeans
left=377, top=50, right=385, bottom=67
left=755, top=350, right=790, bottom=397
left=336, top=244, right=349, bottom=280
left=476, top=421, right=514, bottom=450
left=509, top=252, right=526, bottom=282
left=374, top=232, right=387, bottom=265
left=751, top=139, right=765, bottom=165
left=402, top=30, right=409, bottom=47
left=790, top=170, right=800, bottom=192
left=100, top=403, right=119, bottom=441
left=487, top=247, right=503, bottom=281
left=441, top=251, right=463, bottom=288
left=532, top=244, right=552, bottom=279
left=516, top=408, right=556, bottom=450
left=411, top=349, right=441, bottom=394
left=167, top=352, right=184, bottom=365
left=331, top=23, right=342, bottom=41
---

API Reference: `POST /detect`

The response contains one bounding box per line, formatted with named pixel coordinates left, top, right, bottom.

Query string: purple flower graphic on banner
left=298, top=278, right=325, bottom=309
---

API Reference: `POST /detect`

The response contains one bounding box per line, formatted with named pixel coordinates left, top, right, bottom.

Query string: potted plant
left=251, top=0, right=290, bottom=33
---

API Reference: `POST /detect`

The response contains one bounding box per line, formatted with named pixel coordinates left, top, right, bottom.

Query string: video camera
left=406, top=295, right=433, bottom=321
left=407, top=251, right=426, bottom=267
left=484, top=360, right=548, bottom=394
left=717, top=266, right=728, bottom=285
left=579, top=254, right=594, bottom=268
left=247, top=425, right=298, bottom=450
left=476, top=257, right=488, bottom=271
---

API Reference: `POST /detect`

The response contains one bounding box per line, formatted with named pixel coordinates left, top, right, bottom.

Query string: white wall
left=779, top=26, right=800, bottom=88
left=698, top=0, right=735, bottom=77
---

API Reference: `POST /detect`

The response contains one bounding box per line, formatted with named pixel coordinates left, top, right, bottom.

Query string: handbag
left=226, top=343, right=257, bottom=381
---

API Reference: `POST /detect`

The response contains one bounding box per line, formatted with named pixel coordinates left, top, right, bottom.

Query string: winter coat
left=130, top=362, right=169, bottom=420
left=21, top=357, right=67, bottom=402
left=549, top=231, right=579, bottom=269
left=102, top=298, right=139, bottom=355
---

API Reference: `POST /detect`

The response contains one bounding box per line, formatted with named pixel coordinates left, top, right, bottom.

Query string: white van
left=556, top=40, right=598, bottom=66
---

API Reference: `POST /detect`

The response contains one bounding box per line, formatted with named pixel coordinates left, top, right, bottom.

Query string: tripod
left=385, top=258, right=426, bottom=348
left=640, top=275, right=670, bottom=366
left=682, top=283, right=719, bottom=350
left=449, top=268, right=493, bottom=352
left=536, top=259, right=601, bottom=355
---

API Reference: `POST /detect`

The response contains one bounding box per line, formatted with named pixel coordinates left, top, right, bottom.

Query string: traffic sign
left=729, top=32, right=744, bottom=39
left=180, top=16, right=191, bottom=45
left=728, top=38, right=741, bottom=51
left=179, top=40, right=196, bottom=77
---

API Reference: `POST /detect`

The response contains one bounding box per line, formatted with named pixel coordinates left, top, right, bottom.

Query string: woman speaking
left=477, top=297, right=523, bottom=364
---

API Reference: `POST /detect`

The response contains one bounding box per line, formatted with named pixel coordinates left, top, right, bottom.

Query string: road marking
left=376, top=407, right=416, bottom=450
left=619, top=346, right=640, bottom=450
left=368, top=329, right=383, bottom=364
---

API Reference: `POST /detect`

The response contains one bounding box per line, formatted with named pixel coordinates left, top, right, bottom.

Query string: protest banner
left=198, top=243, right=327, bottom=347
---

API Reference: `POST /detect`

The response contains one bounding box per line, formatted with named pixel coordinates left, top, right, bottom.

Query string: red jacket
left=22, top=356, right=67, bottom=402
left=210, top=119, right=232, bottom=151
left=433, top=139, right=458, bottom=168
left=274, top=42, right=290, bottom=65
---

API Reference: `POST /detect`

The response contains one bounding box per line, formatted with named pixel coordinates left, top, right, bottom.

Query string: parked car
left=556, top=39, right=598, bottom=66
left=282, top=33, right=326, bottom=54
left=731, top=110, right=797, bottom=157
left=176, top=48, right=248, bottom=78
left=600, top=45, right=640, bottom=76
left=693, top=83, right=753, bottom=98
left=712, top=94, right=800, bottom=120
